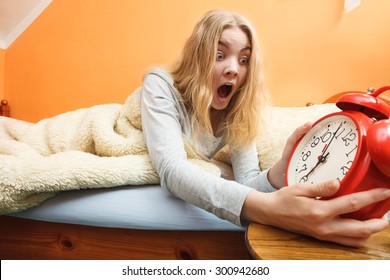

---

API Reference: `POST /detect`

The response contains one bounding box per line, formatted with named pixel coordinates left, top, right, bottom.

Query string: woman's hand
left=242, top=180, right=390, bottom=247
left=268, top=122, right=313, bottom=189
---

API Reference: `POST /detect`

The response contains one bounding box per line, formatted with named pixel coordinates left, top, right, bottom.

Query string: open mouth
left=217, top=84, right=233, bottom=99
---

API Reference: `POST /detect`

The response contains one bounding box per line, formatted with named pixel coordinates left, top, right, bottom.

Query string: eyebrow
left=218, top=39, right=251, bottom=52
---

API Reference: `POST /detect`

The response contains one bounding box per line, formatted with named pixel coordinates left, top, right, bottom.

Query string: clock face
left=286, top=114, right=360, bottom=185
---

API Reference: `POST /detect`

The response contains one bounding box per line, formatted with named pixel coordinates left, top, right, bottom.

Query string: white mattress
left=9, top=184, right=244, bottom=231
left=9, top=185, right=389, bottom=231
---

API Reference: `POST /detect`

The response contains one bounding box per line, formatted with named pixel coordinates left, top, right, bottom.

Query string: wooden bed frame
left=0, top=216, right=251, bottom=260
left=1, top=89, right=389, bottom=260
left=0, top=99, right=10, bottom=117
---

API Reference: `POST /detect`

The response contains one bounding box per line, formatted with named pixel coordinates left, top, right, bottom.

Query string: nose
left=224, top=58, right=238, bottom=77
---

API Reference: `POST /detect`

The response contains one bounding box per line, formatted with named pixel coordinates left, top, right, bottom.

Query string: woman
left=140, top=9, right=389, bottom=247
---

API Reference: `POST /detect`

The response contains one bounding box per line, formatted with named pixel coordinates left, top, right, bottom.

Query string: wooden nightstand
left=246, top=223, right=390, bottom=260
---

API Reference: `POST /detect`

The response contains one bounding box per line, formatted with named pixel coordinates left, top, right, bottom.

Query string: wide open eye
left=216, top=52, right=224, bottom=61
left=239, top=56, right=249, bottom=64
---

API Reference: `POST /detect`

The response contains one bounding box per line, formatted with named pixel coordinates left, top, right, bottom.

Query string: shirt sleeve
left=140, top=72, right=254, bottom=227
left=230, top=144, right=277, bottom=193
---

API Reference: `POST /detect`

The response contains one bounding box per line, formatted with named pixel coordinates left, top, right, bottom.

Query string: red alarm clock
left=285, top=86, right=390, bottom=220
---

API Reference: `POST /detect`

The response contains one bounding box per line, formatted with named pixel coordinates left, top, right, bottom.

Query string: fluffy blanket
left=0, top=88, right=219, bottom=215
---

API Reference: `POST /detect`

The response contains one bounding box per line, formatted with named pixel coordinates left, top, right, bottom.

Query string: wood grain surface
left=0, top=216, right=252, bottom=260
left=246, top=223, right=390, bottom=260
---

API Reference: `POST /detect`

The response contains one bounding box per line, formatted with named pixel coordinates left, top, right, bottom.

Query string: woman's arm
left=140, top=71, right=253, bottom=226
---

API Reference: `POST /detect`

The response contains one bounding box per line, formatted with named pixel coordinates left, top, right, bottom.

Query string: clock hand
left=321, top=122, right=343, bottom=156
left=301, top=152, right=330, bottom=182
left=318, top=145, right=329, bottom=162
left=319, top=144, right=328, bottom=160
left=303, top=123, right=342, bottom=180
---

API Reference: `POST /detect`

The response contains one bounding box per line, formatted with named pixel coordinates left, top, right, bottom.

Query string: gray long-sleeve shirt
left=140, top=69, right=276, bottom=226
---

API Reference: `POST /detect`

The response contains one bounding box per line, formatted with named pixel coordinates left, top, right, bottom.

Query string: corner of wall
left=4, top=0, right=53, bottom=49
left=0, top=48, right=5, bottom=100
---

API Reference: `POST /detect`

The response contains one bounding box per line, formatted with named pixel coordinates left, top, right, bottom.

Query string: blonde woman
left=140, top=10, right=389, bottom=247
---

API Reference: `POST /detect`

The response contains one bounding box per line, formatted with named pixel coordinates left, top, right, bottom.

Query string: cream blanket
left=0, top=89, right=218, bottom=215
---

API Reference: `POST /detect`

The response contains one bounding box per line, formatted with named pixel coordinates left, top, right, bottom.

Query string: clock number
left=299, top=175, right=308, bottom=183
left=297, top=164, right=308, bottom=174
left=320, top=128, right=333, bottom=143
left=340, top=160, right=353, bottom=176
left=301, top=151, right=311, bottom=161
left=310, top=137, right=320, bottom=148
left=342, top=129, right=357, bottom=146
left=334, top=127, right=346, bottom=139
left=340, top=166, right=350, bottom=176
left=346, top=145, right=357, bottom=158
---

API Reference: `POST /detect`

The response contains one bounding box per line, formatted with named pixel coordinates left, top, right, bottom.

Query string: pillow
left=257, top=103, right=339, bottom=170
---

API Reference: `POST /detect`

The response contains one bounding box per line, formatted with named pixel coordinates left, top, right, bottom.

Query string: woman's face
left=211, top=26, right=250, bottom=111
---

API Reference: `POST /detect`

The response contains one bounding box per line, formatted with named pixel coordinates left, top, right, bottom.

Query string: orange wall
left=4, top=0, right=390, bottom=122
left=0, top=48, right=4, bottom=100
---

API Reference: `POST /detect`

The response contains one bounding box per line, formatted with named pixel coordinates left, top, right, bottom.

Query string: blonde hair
left=169, top=10, right=269, bottom=150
